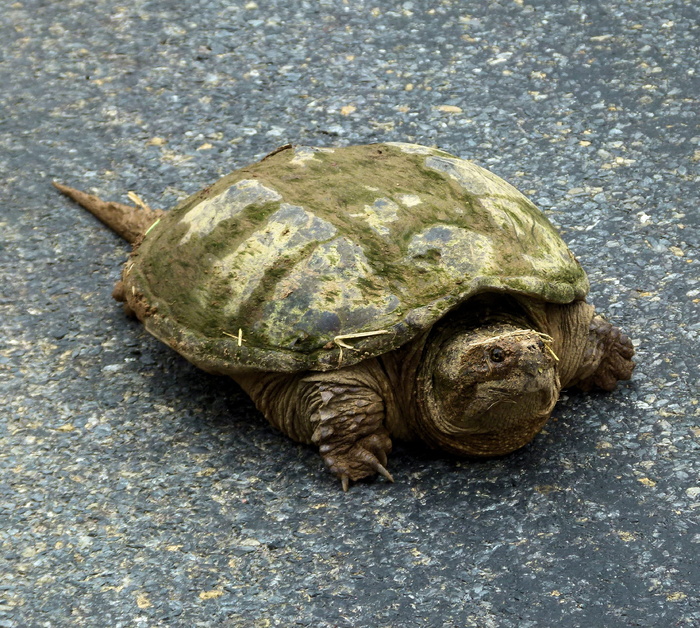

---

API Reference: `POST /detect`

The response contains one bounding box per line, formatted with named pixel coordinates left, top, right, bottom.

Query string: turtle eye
left=490, top=347, right=505, bottom=363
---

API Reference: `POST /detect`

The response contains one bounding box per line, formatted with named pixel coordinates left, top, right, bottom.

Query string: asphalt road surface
left=1, top=1, right=698, bottom=626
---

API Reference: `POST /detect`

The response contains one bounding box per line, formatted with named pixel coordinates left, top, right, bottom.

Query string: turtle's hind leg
left=570, top=316, right=635, bottom=391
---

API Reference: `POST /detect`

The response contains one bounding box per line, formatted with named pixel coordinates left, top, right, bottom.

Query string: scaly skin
left=236, top=298, right=634, bottom=489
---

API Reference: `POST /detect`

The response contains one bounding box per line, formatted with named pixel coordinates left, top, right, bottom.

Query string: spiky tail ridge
left=53, top=182, right=164, bottom=244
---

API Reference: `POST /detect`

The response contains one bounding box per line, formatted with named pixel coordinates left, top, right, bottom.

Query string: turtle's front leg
left=301, top=373, right=394, bottom=490
left=235, top=364, right=395, bottom=490
left=569, top=315, right=635, bottom=391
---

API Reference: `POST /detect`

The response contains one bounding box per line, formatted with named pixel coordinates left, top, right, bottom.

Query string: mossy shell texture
left=125, top=143, right=589, bottom=374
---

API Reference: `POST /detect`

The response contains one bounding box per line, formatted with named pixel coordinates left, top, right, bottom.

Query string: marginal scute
left=125, top=142, right=589, bottom=374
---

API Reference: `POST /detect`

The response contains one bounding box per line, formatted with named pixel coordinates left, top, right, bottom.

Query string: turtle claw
left=371, top=460, right=395, bottom=483
left=332, top=455, right=393, bottom=491
left=321, top=431, right=394, bottom=490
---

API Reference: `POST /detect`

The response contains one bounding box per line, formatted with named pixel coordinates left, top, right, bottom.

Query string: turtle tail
left=53, top=182, right=164, bottom=244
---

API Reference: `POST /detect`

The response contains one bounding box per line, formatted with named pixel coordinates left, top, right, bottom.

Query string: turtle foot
left=320, top=432, right=394, bottom=491
left=307, top=379, right=394, bottom=490
left=575, top=316, right=635, bottom=391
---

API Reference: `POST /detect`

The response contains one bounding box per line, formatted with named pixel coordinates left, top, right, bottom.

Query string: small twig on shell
left=334, top=329, right=390, bottom=365
left=222, top=329, right=245, bottom=346
left=127, top=191, right=152, bottom=212
left=143, top=218, right=161, bottom=237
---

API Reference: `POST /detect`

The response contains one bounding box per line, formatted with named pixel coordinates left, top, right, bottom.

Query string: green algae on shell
left=122, top=143, right=589, bottom=374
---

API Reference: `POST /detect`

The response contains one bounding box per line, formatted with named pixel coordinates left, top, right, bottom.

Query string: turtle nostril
left=523, top=360, right=542, bottom=376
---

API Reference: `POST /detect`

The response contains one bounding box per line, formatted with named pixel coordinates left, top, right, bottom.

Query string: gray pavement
left=1, top=1, right=699, bottom=626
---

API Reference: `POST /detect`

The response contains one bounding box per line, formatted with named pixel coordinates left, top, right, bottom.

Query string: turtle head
left=416, top=322, right=560, bottom=456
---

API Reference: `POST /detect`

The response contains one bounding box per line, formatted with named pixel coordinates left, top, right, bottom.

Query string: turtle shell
left=123, top=142, right=589, bottom=374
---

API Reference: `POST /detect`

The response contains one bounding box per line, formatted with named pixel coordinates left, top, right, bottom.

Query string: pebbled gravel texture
left=1, top=1, right=699, bottom=626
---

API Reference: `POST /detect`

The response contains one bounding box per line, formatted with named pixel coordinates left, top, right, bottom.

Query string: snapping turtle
left=55, top=142, right=634, bottom=490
